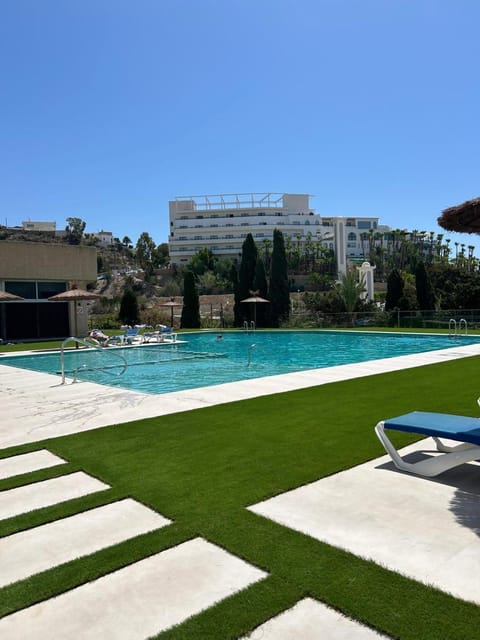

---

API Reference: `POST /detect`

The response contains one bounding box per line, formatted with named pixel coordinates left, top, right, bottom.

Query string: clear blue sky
left=2, top=0, right=480, bottom=254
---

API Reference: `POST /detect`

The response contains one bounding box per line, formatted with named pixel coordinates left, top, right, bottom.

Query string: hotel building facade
left=168, top=193, right=390, bottom=274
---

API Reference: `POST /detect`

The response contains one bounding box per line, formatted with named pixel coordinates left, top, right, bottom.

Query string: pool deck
left=1, top=341, right=480, bottom=638
left=1, top=341, right=480, bottom=449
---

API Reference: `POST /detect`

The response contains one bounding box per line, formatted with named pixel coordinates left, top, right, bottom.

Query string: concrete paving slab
left=241, top=597, right=389, bottom=639
left=0, top=537, right=267, bottom=640
left=0, top=449, right=66, bottom=480
left=0, top=472, right=109, bottom=520
left=1, top=342, right=479, bottom=449
left=249, top=440, right=480, bottom=605
left=0, top=498, right=171, bottom=588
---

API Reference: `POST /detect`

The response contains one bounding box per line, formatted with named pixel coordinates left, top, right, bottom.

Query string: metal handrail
left=60, top=337, right=128, bottom=384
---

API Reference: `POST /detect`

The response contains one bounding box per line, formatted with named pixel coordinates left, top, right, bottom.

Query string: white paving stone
left=241, top=597, right=389, bottom=639
left=0, top=537, right=267, bottom=640
left=249, top=441, right=480, bottom=605
left=0, top=449, right=66, bottom=480
left=0, top=498, right=171, bottom=588
left=0, top=472, right=109, bottom=520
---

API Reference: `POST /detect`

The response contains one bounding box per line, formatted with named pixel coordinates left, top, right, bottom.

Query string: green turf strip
left=1, top=356, right=480, bottom=638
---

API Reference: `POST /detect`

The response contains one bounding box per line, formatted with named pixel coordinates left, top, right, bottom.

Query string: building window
left=357, top=221, right=371, bottom=229
left=347, top=232, right=356, bottom=241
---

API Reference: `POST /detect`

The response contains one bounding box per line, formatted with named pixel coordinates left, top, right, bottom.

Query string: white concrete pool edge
left=1, top=342, right=480, bottom=449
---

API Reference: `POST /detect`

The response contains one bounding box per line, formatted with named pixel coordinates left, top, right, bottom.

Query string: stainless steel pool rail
left=60, top=337, right=128, bottom=384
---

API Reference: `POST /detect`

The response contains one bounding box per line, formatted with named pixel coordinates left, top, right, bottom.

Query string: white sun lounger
left=375, top=411, right=480, bottom=477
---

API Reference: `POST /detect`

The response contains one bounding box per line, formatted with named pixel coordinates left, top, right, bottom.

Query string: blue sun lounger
left=375, top=411, right=480, bottom=477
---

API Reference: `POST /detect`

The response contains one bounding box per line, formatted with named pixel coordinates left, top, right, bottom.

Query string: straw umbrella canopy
left=160, top=298, right=183, bottom=327
left=240, top=293, right=269, bottom=326
left=48, top=286, right=102, bottom=342
left=438, top=197, right=480, bottom=234
left=0, top=291, right=24, bottom=301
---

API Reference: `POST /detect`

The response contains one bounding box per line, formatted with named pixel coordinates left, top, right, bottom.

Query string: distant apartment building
left=168, top=192, right=390, bottom=274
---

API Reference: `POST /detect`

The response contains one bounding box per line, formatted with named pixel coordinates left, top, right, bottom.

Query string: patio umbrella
left=438, top=197, right=480, bottom=234
left=240, top=294, right=269, bottom=326
left=49, top=286, right=102, bottom=345
left=160, top=298, right=183, bottom=327
left=0, top=291, right=24, bottom=301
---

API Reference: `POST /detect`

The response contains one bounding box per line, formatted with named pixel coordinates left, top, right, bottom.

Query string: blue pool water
left=1, top=331, right=479, bottom=395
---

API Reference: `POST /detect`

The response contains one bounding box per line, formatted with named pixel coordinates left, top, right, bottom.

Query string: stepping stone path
left=0, top=448, right=267, bottom=638
left=0, top=447, right=391, bottom=638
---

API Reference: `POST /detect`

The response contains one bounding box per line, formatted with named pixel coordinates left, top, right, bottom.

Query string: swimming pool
left=2, top=331, right=479, bottom=395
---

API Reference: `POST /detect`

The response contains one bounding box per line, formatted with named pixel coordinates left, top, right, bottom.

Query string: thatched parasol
left=240, top=293, right=269, bottom=325
left=160, top=298, right=183, bottom=327
left=48, top=287, right=102, bottom=302
left=438, top=197, right=480, bottom=234
left=0, top=291, right=24, bottom=301
left=49, top=286, right=102, bottom=344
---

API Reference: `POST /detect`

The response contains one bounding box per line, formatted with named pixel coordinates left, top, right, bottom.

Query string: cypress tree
left=415, top=262, right=436, bottom=310
left=118, top=288, right=139, bottom=326
left=385, top=269, right=404, bottom=311
left=230, top=263, right=242, bottom=327
left=180, top=271, right=201, bottom=328
left=238, top=234, right=258, bottom=302
left=237, top=233, right=258, bottom=324
left=269, top=229, right=290, bottom=327
left=253, top=257, right=268, bottom=327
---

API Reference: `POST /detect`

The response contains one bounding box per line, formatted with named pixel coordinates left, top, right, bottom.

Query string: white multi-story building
left=168, top=192, right=389, bottom=274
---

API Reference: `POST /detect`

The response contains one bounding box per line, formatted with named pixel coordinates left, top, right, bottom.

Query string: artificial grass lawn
left=1, top=357, right=480, bottom=638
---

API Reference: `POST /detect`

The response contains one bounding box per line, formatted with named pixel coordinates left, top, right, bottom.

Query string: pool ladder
left=449, top=318, right=468, bottom=337
left=243, top=321, right=256, bottom=332
left=59, top=337, right=128, bottom=384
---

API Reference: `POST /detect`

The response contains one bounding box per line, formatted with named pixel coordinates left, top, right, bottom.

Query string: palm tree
left=336, top=268, right=366, bottom=325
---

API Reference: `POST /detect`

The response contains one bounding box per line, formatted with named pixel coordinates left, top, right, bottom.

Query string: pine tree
left=269, top=229, right=290, bottom=327
left=180, top=271, right=200, bottom=328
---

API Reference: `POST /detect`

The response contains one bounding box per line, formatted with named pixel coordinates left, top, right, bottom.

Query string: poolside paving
left=249, top=438, right=480, bottom=606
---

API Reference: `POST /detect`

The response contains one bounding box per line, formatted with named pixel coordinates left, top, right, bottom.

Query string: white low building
left=168, top=192, right=390, bottom=275
left=22, top=220, right=56, bottom=232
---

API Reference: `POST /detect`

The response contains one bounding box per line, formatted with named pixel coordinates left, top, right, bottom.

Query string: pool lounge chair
left=375, top=411, right=480, bottom=477
left=123, top=327, right=144, bottom=344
